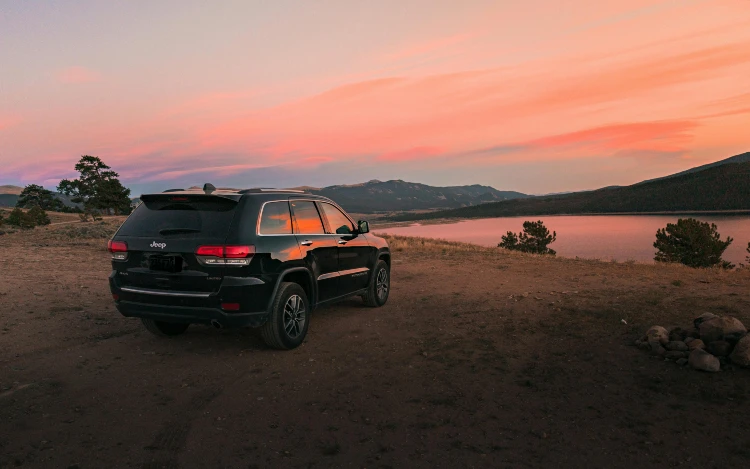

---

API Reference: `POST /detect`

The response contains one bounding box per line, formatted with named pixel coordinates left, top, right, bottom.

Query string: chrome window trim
left=256, top=200, right=294, bottom=236
left=255, top=197, right=355, bottom=237
left=120, top=286, right=212, bottom=298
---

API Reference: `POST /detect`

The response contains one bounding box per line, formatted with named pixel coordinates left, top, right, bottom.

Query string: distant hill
left=0, top=185, right=23, bottom=195
left=145, top=180, right=528, bottom=213
left=640, top=151, right=750, bottom=184
left=392, top=157, right=750, bottom=221
left=0, top=187, right=80, bottom=209
left=309, top=179, right=528, bottom=213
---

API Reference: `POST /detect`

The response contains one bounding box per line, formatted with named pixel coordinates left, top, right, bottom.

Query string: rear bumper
left=109, top=271, right=273, bottom=328
left=114, top=300, right=268, bottom=328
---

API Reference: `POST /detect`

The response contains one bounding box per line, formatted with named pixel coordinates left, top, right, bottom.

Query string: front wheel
left=141, top=319, right=189, bottom=337
left=260, top=282, right=310, bottom=350
left=363, top=259, right=390, bottom=307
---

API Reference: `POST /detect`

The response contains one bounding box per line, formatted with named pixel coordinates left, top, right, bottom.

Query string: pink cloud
left=378, top=146, right=443, bottom=162
left=56, top=66, right=101, bottom=84
left=527, top=120, right=698, bottom=154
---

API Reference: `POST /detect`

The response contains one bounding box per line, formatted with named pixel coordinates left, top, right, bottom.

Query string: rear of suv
left=108, top=185, right=391, bottom=349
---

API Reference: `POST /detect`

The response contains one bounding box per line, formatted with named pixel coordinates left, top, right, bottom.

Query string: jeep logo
left=150, top=241, right=167, bottom=249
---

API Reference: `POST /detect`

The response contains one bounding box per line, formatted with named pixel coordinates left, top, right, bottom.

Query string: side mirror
left=357, top=220, right=370, bottom=234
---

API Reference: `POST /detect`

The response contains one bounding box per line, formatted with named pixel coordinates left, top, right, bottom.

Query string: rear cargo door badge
left=151, top=241, right=167, bottom=249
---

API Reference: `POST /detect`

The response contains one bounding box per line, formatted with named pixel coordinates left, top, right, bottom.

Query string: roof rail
left=162, top=188, right=184, bottom=193
left=238, top=188, right=307, bottom=194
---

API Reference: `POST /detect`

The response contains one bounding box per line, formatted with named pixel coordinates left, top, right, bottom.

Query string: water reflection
left=379, top=215, right=750, bottom=264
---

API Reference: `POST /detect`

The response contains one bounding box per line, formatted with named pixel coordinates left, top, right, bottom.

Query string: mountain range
left=392, top=151, right=750, bottom=221
left=306, top=180, right=528, bottom=213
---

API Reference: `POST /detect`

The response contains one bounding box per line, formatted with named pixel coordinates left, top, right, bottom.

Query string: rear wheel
left=363, top=259, right=390, bottom=307
left=260, top=282, right=310, bottom=350
left=141, top=319, right=190, bottom=337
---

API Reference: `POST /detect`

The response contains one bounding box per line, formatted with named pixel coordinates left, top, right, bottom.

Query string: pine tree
left=654, top=218, right=733, bottom=269
left=58, top=155, right=132, bottom=215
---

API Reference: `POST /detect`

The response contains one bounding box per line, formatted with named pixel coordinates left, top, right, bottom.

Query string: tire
left=141, top=318, right=190, bottom=337
left=260, top=282, right=310, bottom=350
left=363, top=259, right=390, bottom=307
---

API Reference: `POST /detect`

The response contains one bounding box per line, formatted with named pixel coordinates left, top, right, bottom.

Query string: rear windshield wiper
left=158, top=228, right=201, bottom=235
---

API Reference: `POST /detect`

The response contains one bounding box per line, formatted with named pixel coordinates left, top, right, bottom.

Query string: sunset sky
left=1, top=0, right=749, bottom=195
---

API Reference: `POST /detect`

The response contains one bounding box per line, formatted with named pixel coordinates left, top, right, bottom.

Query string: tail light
left=195, top=245, right=254, bottom=266
left=108, top=240, right=128, bottom=261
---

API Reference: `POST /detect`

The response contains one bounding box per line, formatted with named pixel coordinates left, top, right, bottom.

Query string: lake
left=377, top=215, right=750, bottom=265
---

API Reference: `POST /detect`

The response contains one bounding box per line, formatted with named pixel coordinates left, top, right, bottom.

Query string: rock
left=688, top=349, right=720, bottom=372
left=669, top=327, right=688, bottom=342
left=688, top=339, right=705, bottom=351
left=707, top=340, right=733, bottom=357
left=724, top=331, right=747, bottom=345
left=665, top=351, right=687, bottom=360
left=665, top=341, right=688, bottom=352
left=699, top=316, right=747, bottom=343
left=637, top=341, right=651, bottom=351
left=676, top=358, right=688, bottom=366
left=646, top=326, right=669, bottom=345
left=684, top=337, right=694, bottom=345
left=694, top=313, right=717, bottom=328
left=687, top=329, right=701, bottom=339
left=729, top=335, right=750, bottom=367
left=649, top=341, right=666, bottom=356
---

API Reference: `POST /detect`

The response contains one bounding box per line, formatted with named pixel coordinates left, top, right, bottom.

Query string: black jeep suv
left=108, top=185, right=390, bottom=349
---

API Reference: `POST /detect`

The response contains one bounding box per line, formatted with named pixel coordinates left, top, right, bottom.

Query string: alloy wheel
left=283, top=294, right=306, bottom=338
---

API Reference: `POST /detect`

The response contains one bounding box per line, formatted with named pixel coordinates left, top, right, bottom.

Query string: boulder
left=649, top=341, right=666, bottom=356
left=694, top=313, right=717, bottom=329
left=699, top=316, right=747, bottom=343
left=669, top=327, right=688, bottom=342
left=676, top=358, right=688, bottom=366
left=688, top=339, right=705, bottom=351
left=684, top=337, right=695, bottom=345
left=688, top=349, right=720, bottom=372
left=729, top=335, right=750, bottom=367
left=707, top=340, right=733, bottom=357
left=665, top=341, right=688, bottom=352
left=646, top=326, right=669, bottom=345
left=636, top=341, right=651, bottom=351
left=665, top=351, right=687, bottom=360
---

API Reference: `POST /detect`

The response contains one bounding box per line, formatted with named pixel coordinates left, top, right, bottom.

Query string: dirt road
left=1, top=225, right=750, bottom=468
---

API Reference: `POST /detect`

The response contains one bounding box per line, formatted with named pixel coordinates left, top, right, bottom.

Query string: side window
left=258, top=202, right=293, bottom=235
left=320, top=203, right=355, bottom=235
left=290, top=201, right=325, bottom=234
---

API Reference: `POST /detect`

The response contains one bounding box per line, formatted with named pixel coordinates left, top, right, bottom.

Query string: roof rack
left=162, top=188, right=185, bottom=193
left=238, top=188, right=307, bottom=194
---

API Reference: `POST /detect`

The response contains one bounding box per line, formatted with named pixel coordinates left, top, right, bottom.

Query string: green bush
left=27, top=205, right=51, bottom=226
left=654, top=218, right=733, bottom=269
left=6, top=207, right=36, bottom=230
left=498, top=220, right=557, bottom=255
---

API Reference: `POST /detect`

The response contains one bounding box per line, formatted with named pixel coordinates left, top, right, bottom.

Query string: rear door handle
left=300, top=240, right=313, bottom=246
left=337, top=240, right=347, bottom=245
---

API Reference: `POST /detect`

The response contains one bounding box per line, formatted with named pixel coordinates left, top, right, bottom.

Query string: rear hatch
left=112, top=194, right=241, bottom=294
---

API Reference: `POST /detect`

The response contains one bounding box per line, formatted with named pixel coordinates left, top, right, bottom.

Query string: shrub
left=27, top=205, right=51, bottom=226
left=746, top=242, right=750, bottom=264
left=498, top=220, right=557, bottom=255
left=6, top=207, right=36, bottom=230
left=654, top=218, right=733, bottom=269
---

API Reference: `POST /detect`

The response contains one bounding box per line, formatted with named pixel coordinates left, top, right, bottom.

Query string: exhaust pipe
left=211, top=320, right=223, bottom=329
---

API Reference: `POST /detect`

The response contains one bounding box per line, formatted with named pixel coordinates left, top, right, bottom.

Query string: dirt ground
left=1, top=222, right=750, bottom=468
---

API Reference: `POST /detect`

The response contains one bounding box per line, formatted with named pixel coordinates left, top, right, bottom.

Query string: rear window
left=117, top=197, right=238, bottom=239
left=259, top=201, right=293, bottom=235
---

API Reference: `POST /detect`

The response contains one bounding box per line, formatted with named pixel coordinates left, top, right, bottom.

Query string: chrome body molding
left=317, top=267, right=369, bottom=281
left=120, top=286, right=212, bottom=298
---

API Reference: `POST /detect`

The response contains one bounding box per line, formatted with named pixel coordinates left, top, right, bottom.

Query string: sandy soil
left=1, top=222, right=750, bottom=468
